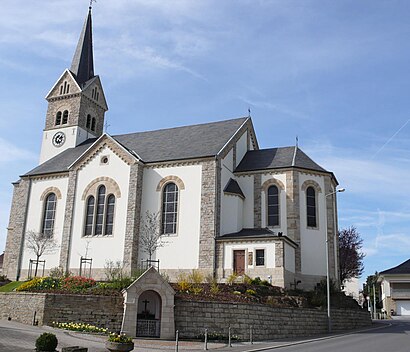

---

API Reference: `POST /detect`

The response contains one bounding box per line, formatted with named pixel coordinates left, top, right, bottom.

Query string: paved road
left=247, top=319, right=410, bottom=352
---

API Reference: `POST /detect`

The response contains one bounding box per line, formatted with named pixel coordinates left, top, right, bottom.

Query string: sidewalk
left=0, top=319, right=389, bottom=352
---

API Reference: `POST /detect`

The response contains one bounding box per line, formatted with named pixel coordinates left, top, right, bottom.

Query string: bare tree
left=25, top=230, right=59, bottom=277
left=339, top=226, right=365, bottom=284
left=139, top=211, right=166, bottom=262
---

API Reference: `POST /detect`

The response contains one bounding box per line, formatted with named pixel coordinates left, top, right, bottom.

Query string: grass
left=0, top=281, right=25, bottom=292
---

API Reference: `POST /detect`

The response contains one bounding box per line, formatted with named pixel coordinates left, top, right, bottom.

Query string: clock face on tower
left=52, top=131, right=66, bottom=147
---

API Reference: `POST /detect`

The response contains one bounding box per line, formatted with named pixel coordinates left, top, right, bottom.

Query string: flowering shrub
left=62, top=276, right=96, bottom=292
left=108, top=333, right=133, bottom=343
left=16, top=277, right=61, bottom=291
left=52, top=321, right=108, bottom=334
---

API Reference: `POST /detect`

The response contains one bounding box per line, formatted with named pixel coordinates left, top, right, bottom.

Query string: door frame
left=233, top=249, right=246, bottom=275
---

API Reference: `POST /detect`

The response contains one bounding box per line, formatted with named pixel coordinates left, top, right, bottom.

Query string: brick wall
left=175, top=300, right=371, bottom=340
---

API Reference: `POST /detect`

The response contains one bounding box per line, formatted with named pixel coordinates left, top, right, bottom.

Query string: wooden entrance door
left=233, top=250, right=245, bottom=275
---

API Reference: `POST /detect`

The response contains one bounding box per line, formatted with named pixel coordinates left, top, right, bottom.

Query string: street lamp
left=325, top=187, right=345, bottom=333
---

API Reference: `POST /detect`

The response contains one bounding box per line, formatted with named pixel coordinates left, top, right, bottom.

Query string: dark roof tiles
left=380, top=259, right=410, bottom=275
left=235, top=146, right=327, bottom=173
left=223, top=178, right=245, bottom=198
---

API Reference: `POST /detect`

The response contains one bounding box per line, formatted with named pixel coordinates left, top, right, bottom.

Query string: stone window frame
left=40, top=192, right=57, bottom=237
left=261, top=178, right=285, bottom=229
left=301, top=180, right=322, bottom=230
left=81, top=177, right=121, bottom=237
left=39, top=187, right=63, bottom=236
left=156, top=176, right=185, bottom=237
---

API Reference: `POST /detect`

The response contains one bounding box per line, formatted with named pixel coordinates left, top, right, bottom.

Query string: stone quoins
left=301, top=179, right=322, bottom=193
left=81, top=176, right=122, bottom=200
left=40, top=187, right=63, bottom=201
left=156, top=175, right=185, bottom=191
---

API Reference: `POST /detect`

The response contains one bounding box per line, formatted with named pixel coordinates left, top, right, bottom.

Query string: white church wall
left=69, top=146, right=131, bottom=269
left=261, top=173, right=287, bottom=231
left=236, top=131, right=248, bottom=165
left=21, top=177, right=69, bottom=271
left=221, top=149, right=243, bottom=234
left=140, top=164, right=202, bottom=269
left=298, top=173, right=327, bottom=276
left=223, top=242, right=276, bottom=269
left=238, top=176, right=254, bottom=228
left=284, top=243, right=295, bottom=273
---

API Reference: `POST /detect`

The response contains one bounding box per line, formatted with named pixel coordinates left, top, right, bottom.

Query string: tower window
left=96, top=92, right=99, bottom=101
left=63, top=81, right=67, bottom=94
left=91, top=117, right=96, bottom=131
left=60, top=85, right=63, bottom=95
left=66, top=84, right=70, bottom=94
left=62, top=110, right=69, bottom=124
left=91, top=88, right=95, bottom=99
left=55, top=111, right=62, bottom=125
left=86, top=114, right=91, bottom=129
left=42, top=193, right=57, bottom=236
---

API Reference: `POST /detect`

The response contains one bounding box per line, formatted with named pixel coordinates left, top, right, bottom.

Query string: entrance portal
left=233, top=250, right=245, bottom=275
left=136, top=290, right=161, bottom=337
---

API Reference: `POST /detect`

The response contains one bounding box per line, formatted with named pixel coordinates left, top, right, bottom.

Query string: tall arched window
left=84, top=196, right=95, bottom=236
left=306, top=186, right=317, bottom=227
left=95, top=185, right=106, bottom=235
left=55, top=111, right=62, bottom=125
left=86, top=114, right=91, bottom=129
left=62, top=110, right=69, bottom=124
left=42, top=193, right=57, bottom=236
left=105, top=195, right=115, bottom=235
left=91, top=117, right=96, bottom=131
left=267, top=185, right=279, bottom=226
left=162, top=182, right=178, bottom=234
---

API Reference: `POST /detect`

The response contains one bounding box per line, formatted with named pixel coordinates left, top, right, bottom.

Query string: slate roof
left=380, top=259, right=410, bottom=275
left=24, top=139, right=96, bottom=176
left=24, top=117, right=248, bottom=176
left=218, top=228, right=298, bottom=246
left=235, top=146, right=328, bottom=173
left=223, top=178, right=245, bottom=198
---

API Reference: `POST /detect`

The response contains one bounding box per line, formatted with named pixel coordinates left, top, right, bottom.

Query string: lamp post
left=325, top=187, right=345, bottom=333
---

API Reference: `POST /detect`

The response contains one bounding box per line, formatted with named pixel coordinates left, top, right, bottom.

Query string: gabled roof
left=380, top=259, right=410, bottom=275
left=235, top=146, right=328, bottom=173
left=223, top=178, right=245, bottom=198
left=218, top=228, right=298, bottom=247
left=70, top=8, right=94, bottom=86
left=113, top=117, right=248, bottom=163
left=23, top=117, right=248, bottom=176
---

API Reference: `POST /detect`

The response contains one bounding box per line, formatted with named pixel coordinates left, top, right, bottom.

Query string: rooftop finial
left=89, top=0, right=96, bottom=10
left=296, top=135, right=299, bottom=147
left=248, top=107, right=251, bottom=117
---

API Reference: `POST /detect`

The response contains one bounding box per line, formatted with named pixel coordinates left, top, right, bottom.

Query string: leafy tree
left=25, top=230, right=58, bottom=277
left=363, top=272, right=381, bottom=309
left=338, top=226, right=365, bottom=284
left=139, top=211, right=167, bottom=261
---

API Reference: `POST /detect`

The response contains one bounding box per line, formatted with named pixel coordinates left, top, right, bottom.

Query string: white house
left=3, top=8, right=341, bottom=290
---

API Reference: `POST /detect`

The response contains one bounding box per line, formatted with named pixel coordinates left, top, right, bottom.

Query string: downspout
left=213, top=155, right=220, bottom=279
left=17, top=176, right=32, bottom=281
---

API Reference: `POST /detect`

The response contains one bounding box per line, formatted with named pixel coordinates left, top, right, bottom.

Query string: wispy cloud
left=0, top=138, right=37, bottom=163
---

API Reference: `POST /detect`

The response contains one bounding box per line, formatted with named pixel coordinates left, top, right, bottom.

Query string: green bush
left=35, top=332, right=58, bottom=351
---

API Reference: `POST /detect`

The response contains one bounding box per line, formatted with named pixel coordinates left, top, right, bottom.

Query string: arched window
left=267, top=185, right=279, bottom=226
left=95, top=185, right=106, bottom=235
left=63, top=81, right=67, bottom=94
left=162, top=182, right=178, bottom=234
left=105, top=195, right=115, bottom=235
left=55, top=111, right=62, bottom=125
left=42, top=193, right=57, bottom=236
left=91, top=117, right=96, bottom=131
left=62, top=110, right=69, bottom=124
left=60, top=85, right=63, bottom=95
left=66, top=84, right=70, bottom=94
left=86, top=114, right=91, bottom=129
left=84, top=196, right=95, bottom=236
left=306, top=186, right=317, bottom=227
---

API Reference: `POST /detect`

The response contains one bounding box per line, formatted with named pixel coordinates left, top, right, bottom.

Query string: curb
left=238, top=323, right=391, bottom=352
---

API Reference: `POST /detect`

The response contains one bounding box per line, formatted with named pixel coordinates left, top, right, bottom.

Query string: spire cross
left=89, top=0, right=96, bottom=9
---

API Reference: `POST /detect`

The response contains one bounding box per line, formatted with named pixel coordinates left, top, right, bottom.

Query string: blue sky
left=1, top=0, right=410, bottom=284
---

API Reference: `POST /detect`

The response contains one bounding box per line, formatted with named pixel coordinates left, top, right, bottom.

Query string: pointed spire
left=70, top=7, right=94, bottom=86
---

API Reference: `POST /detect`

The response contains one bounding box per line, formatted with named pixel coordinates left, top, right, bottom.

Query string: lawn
left=0, top=281, right=25, bottom=292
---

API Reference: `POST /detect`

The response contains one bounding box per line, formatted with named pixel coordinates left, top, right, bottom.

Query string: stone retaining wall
left=0, top=293, right=123, bottom=332
left=175, top=300, right=371, bottom=340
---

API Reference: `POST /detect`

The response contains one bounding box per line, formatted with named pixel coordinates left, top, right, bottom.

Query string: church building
left=3, top=8, right=341, bottom=289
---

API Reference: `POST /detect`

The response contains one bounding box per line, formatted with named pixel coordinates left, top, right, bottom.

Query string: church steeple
left=70, top=7, right=94, bottom=86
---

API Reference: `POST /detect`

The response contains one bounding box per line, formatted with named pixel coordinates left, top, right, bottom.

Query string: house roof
left=218, top=228, right=298, bottom=247
left=380, top=259, right=410, bottom=275
left=23, top=117, right=248, bottom=176
left=235, top=146, right=328, bottom=173
left=223, top=178, right=245, bottom=198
